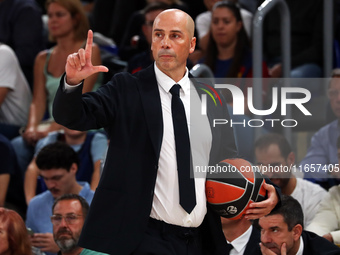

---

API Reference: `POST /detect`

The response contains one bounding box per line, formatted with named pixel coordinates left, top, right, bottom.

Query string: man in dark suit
left=206, top=216, right=261, bottom=255
left=53, top=9, right=279, bottom=255
left=258, top=195, right=340, bottom=255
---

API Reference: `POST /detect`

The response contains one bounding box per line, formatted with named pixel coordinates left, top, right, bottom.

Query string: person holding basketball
left=53, top=9, right=280, bottom=255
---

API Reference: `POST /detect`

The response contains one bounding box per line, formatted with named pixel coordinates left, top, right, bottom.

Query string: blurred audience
left=202, top=1, right=268, bottom=106
left=300, top=69, right=340, bottom=189
left=26, top=142, right=94, bottom=255
left=196, top=0, right=252, bottom=52
left=0, top=44, right=32, bottom=140
left=255, top=133, right=327, bottom=227
left=24, top=127, right=107, bottom=205
left=51, top=194, right=108, bottom=255
left=0, top=0, right=44, bottom=88
left=257, top=0, right=323, bottom=79
left=258, top=195, right=340, bottom=255
left=0, top=207, right=33, bottom=255
left=127, top=2, right=170, bottom=74
left=89, top=0, right=145, bottom=47
left=11, top=0, right=102, bottom=175
left=306, top=136, right=340, bottom=245
left=197, top=1, right=269, bottom=161
left=0, top=134, right=26, bottom=218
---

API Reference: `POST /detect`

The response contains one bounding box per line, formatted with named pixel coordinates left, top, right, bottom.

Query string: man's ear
left=70, top=162, right=78, bottom=174
left=286, top=151, right=295, bottom=166
left=292, top=224, right=302, bottom=241
left=189, top=37, right=196, bottom=54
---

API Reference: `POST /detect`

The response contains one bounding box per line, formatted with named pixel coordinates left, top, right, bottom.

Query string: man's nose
left=59, top=217, right=68, bottom=227
left=161, top=35, right=170, bottom=48
left=46, top=180, right=56, bottom=189
left=261, top=231, right=271, bottom=243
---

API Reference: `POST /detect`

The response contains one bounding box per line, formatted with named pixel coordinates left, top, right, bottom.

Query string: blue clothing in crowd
left=300, top=119, right=340, bottom=188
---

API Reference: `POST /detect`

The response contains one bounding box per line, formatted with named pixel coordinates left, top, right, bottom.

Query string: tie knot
left=170, top=84, right=181, bottom=97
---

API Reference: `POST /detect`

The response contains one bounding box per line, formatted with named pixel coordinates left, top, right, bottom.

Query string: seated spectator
left=196, top=0, right=253, bottom=51
left=26, top=142, right=94, bottom=255
left=127, top=2, right=170, bottom=74
left=11, top=0, right=103, bottom=176
left=257, top=0, right=323, bottom=79
left=255, top=133, right=327, bottom=227
left=216, top=217, right=261, bottom=254
left=51, top=194, right=108, bottom=255
left=0, top=134, right=26, bottom=218
left=202, top=1, right=269, bottom=112
left=258, top=195, right=340, bottom=255
left=306, top=136, right=340, bottom=245
left=0, top=0, right=44, bottom=88
left=24, top=127, right=108, bottom=205
left=300, top=69, right=340, bottom=189
left=0, top=207, right=33, bottom=255
left=0, top=44, right=32, bottom=140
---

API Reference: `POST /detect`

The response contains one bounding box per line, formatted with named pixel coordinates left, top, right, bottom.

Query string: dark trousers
left=132, top=218, right=202, bottom=255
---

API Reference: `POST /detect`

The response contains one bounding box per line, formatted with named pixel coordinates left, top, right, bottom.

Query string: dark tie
left=170, top=84, right=196, bottom=213
left=226, top=243, right=233, bottom=254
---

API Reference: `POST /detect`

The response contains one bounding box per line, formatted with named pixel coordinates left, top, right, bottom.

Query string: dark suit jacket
left=203, top=224, right=261, bottom=255
left=302, top=231, right=340, bottom=255
left=53, top=65, right=238, bottom=254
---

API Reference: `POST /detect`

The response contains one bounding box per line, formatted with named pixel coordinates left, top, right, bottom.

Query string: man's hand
left=30, top=233, right=60, bottom=253
left=66, top=30, right=108, bottom=85
left=245, top=183, right=278, bottom=220
left=268, top=63, right=282, bottom=78
left=323, top=233, right=334, bottom=243
left=260, top=242, right=286, bottom=255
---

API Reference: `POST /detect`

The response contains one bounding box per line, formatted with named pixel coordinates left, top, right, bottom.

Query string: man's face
left=52, top=200, right=84, bottom=253
left=255, top=144, right=292, bottom=190
left=329, top=77, right=340, bottom=118
left=151, top=10, right=196, bottom=78
left=259, top=214, right=300, bottom=255
left=40, top=165, right=76, bottom=198
left=143, top=9, right=164, bottom=45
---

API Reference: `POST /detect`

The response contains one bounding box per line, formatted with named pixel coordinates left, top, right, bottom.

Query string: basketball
left=205, top=158, right=267, bottom=220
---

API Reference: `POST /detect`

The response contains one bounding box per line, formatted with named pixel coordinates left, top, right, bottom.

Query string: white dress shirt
left=229, top=225, right=253, bottom=255
left=150, top=63, right=212, bottom=227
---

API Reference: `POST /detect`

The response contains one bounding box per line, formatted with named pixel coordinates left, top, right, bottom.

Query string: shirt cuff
left=330, top=231, right=340, bottom=244
left=64, top=76, right=82, bottom=93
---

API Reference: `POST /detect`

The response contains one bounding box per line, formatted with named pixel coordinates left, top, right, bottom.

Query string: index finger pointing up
left=85, top=29, right=93, bottom=61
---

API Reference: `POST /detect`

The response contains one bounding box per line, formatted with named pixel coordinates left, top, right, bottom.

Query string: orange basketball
left=205, top=158, right=267, bottom=220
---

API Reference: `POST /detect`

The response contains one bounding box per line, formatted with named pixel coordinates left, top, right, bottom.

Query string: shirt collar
left=229, top=225, right=253, bottom=252
left=154, top=62, right=190, bottom=95
left=296, top=236, right=304, bottom=255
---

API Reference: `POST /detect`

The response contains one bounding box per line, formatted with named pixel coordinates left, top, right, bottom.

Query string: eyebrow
left=153, top=28, right=184, bottom=34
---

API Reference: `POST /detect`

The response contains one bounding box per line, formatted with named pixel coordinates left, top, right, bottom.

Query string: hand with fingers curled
left=245, top=182, right=279, bottom=220
left=30, top=232, right=60, bottom=253
left=260, top=242, right=287, bottom=255
left=65, top=30, right=109, bottom=85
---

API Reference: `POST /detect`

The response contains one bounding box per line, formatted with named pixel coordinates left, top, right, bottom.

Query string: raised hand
left=65, top=30, right=108, bottom=85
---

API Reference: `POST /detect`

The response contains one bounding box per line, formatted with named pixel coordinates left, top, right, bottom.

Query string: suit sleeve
left=53, top=73, right=119, bottom=131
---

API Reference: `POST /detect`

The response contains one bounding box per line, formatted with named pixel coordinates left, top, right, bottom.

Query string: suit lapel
left=137, top=65, right=163, bottom=160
